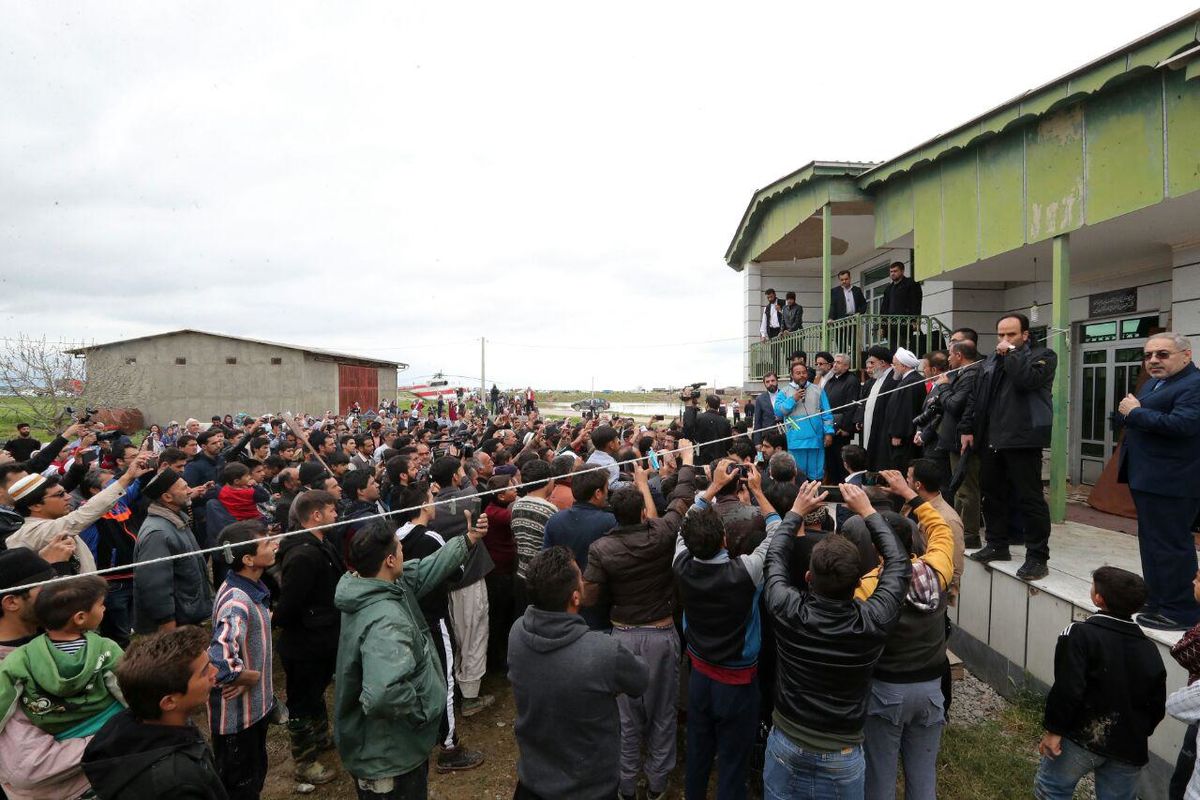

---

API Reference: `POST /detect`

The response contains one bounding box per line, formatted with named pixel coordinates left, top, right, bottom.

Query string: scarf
left=218, top=485, right=262, bottom=521
left=862, top=367, right=893, bottom=447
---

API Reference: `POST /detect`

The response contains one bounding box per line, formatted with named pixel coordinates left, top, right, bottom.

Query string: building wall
left=1174, top=245, right=1200, bottom=341
left=80, top=333, right=370, bottom=425
left=377, top=366, right=398, bottom=404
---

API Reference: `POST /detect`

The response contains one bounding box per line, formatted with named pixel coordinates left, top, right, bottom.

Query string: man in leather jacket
left=762, top=481, right=911, bottom=798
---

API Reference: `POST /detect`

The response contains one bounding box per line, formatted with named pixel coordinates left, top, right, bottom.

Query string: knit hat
left=7, top=473, right=46, bottom=503
left=142, top=468, right=182, bottom=501
left=0, top=548, right=56, bottom=594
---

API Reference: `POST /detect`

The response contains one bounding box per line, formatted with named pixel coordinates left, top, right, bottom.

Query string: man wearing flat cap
left=132, top=468, right=214, bottom=633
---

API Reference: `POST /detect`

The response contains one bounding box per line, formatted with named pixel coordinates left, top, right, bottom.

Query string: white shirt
left=759, top=302, right=781, bottom=337
left=843, top=286, right=856, bottom=314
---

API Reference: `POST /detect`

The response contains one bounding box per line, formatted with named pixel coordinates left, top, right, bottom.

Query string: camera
left=679, top=382, right=706, bottom=402
left=912, top=395, right=943, bottom=430
left=95, top=429, right=124, bottom=443
left=64, top=405, right=99, bottom=424
left=725, top=462, right=750, bottom=479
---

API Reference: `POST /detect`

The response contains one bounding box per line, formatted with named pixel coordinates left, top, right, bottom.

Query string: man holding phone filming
left=773, top=362, right=834, bottom=482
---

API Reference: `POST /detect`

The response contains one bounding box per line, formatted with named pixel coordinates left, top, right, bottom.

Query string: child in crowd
left=209, top=520, right=281, bottom=800
left=82, top=625, right=227, bottom=799
left=218, top=463, right=269, bottom=523
left=0, top=575, right=125, bottom=739
left=1036, top=567, right=1166, bottom=800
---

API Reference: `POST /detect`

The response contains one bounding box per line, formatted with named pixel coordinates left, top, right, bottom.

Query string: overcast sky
left=2, top=2, right=1195, bottom=392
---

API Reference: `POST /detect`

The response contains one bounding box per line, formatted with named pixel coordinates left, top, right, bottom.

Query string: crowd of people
left=0, top=318, right=1195, bottom=800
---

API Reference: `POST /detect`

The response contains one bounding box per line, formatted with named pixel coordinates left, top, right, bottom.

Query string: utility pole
left=480, top=337, right=486, bottom=405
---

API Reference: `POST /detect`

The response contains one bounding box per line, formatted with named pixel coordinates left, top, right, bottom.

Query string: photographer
left=964, top=313, right=1057, bottom=581
left=685, top=394, right=731, bottom=466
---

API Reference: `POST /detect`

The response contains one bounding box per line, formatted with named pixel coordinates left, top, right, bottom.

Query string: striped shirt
left=510, top=495, right=558, bottom=580
left=50, top=637, right=87, bottom=656
left=208, top=571, right=274, bottom=735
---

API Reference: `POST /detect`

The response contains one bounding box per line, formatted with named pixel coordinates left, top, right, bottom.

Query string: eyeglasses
left=1143, top=350, right=1183, bottom=361
left=44, top=489, right=67, bottom=499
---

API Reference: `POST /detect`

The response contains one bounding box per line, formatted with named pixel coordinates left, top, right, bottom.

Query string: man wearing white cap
left=882, top=348, right=928, bottom=472
left=6, top=452, right=153, bottom=574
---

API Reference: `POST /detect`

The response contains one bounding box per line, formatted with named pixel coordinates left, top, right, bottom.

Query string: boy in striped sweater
left=209, top=519, right=283, bottom=799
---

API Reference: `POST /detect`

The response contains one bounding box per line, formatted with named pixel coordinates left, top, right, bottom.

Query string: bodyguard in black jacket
left=763, top=483, right=911, bottom=754
left=963, top=314, right=1057, bottom=580
left=684, top=395, right=732, bottom=465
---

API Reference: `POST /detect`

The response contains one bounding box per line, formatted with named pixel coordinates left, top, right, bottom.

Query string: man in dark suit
left=752, top=372, right=780, bottom=444
left=821, top=354, right=861, bottom=483
left=684, top=394, right=733, bottom=464
left=1117, top=333, right=1200, bottom=631
left=829, top=270, right=867, bottom=320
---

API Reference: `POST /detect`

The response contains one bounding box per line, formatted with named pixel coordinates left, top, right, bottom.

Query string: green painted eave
left=857, top=11, right=1200, bottom=190
left=725, top=161, right=877, bottom=269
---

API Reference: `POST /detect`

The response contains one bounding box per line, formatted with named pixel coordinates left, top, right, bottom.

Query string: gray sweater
left=507, top=607, right=647, bottom=800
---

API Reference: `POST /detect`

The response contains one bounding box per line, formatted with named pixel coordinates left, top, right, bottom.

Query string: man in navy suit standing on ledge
left=1118, top=332, right=1200, bottom=632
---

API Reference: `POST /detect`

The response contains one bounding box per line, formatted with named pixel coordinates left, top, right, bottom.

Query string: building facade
left=725, top=12, right=1200, bottom=507
left=69, top=329, right=404, bottom=425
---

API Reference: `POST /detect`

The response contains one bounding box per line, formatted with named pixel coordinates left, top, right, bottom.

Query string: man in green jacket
left=334, top=512, right=488, bottom=799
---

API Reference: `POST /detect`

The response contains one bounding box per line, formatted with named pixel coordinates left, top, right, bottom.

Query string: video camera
left=679, top=382, right=706, bottom=402
left=64, top=405, right=124, bottom=442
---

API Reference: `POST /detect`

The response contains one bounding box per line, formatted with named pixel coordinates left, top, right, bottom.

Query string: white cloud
left=1, top=0, right=1195, bottom=392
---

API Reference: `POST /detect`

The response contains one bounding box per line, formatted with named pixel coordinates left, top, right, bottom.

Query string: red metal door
left=338, top=364, right=378, bottom=413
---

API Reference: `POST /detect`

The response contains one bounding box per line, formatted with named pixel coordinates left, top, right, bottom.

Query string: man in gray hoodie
left=507, top=546, right=648, bottom=800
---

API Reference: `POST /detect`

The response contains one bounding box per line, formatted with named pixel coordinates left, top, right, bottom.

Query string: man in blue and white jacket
left=773, top=361, right=834, bottom=482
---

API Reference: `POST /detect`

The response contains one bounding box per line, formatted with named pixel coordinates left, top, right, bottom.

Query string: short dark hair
left=809, top=534, right=862, bottom=600
left=950, top=340, right=980, bottom=362
left=429, top=456, right=461, bottom=488
left=837, top=270, right=851, bottom=279
left=705, top=395, right=720, bottom=411
left=729, top=439, right=757, bottom=462
left=160, top=447, right=187, bottom=464
left=889, top=261, right=905, bottom=272
left=951, top=327, right=978, bottom=344
left=351, top=520, right=400, bottom=578
left=924, top=351, right=948, bottom=373
left=292, top=489, right=337, bottom=526
left=15, top=423, right=29, bottom=430
left=763, top=430, right=787, bottom=450
left=525, top=546, right=580, bottom=612
left=909, top=458, right=943, bottom=493
left=551, top=454, right=576, bottom=480
left=392, top=481, right=430, bottom=524
left=765, top=480, right=800, bottom=517
left=219, top=519, right=268, bottom=572
left=327, top=451, right=350, bottom=467
left=264, top=455, right=287, bottom=471
left=342, top=470, right=371, bottom=501
left=1092, top=566, right=1146, bottom=618
left=680, top=506, right=725, bottom=560
left=487, top=474, right=513, bottom=497
left=765, top=287, right=776, bottom=295
left=34, top=575, right=108, bottom=630
left=572, top=467, right=609, bottom=503
left=842, top=444, right=867, bottom=473
left=520, top=458, right=553, bottom=492
left=196, top=429, right=223, bottom=446
left=762, top=370, right=778, bottom=381
left=998, top=313, right=1030, bottom=333
left=117, top=625, right=211, bottom=720
left=221, top=462, right=249, bottom=485
left=591, top=425, right=619, bottom=451
left=785, top=291, right=796, bottom=300
left=309, top=431, right=330, bottom=449
left=175, top=434, right=196, bottom=450
left=610, top=485, right=644, bottom=526
left=250, top=436, right=269, bottom=451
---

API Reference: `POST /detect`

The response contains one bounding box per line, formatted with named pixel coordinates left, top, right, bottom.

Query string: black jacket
left=275, top=530, right=346, bottom=660
left=822, top=371, right=861, bottom=435
left=1043, top=613, right=1166, bottom=766
left=82, top=710, right=229, bottom=800
left=882, top=370, right=926, bottom=443
left=936, top=363, right=980, bottom=453
left=879, top=276, right=922, bottom=317
left=764, top=511, right=911, bottom=739
left=685, top=408, right=732, bottom=465
left=829, top=285, right=867, bottom=320
left=962, top=343, right=1057, bottom=450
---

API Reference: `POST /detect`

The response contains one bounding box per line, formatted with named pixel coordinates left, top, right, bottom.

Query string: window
left=175, top=357, right=187, bottom=365
left=226, top=357, right=237, bottom=365
left=124, top=357, right=137, bottom=365
left=271, top=357, right=282, bottom=365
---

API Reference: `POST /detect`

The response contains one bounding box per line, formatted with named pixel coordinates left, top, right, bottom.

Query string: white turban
left=894, top=347, right=920, bottom=369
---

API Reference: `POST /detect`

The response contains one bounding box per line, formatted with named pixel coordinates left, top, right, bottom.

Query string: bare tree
left=0, top=334, right=143, bottom=434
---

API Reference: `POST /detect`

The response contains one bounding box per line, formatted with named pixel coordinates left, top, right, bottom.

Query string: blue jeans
left=1034, top=737, right=1142, bottom=800
left=863, top=678, right=944, bottom=800
left=763, top=727, right=864, bottom=800
left=685, top=671, right=759, bottom=799
left=99, top=579, right=133, bottom=649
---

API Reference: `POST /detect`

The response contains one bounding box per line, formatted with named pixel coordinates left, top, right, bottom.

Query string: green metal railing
left=748, top=314, right=954, bottom=379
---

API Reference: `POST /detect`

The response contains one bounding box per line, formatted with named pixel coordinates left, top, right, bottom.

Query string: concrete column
left=1172, top=245, right=1200, bottom=353
left=1050, top=235, right=1071, bottom=523
left=822, top=204, right=832, bottom=349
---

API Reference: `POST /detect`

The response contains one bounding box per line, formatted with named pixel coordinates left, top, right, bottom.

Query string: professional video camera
left=912, top=393, right=943, bottom=430
left=679, top=382, right=706, bottom=402
left=64, top=405, right=124, bottom=442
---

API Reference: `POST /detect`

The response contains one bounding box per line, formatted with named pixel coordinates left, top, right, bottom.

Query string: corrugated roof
left=65, top=329, right=408, bottom=369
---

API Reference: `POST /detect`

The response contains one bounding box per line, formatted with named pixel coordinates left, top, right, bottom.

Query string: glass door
left=1078, top=348, right=1109, bottom=485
